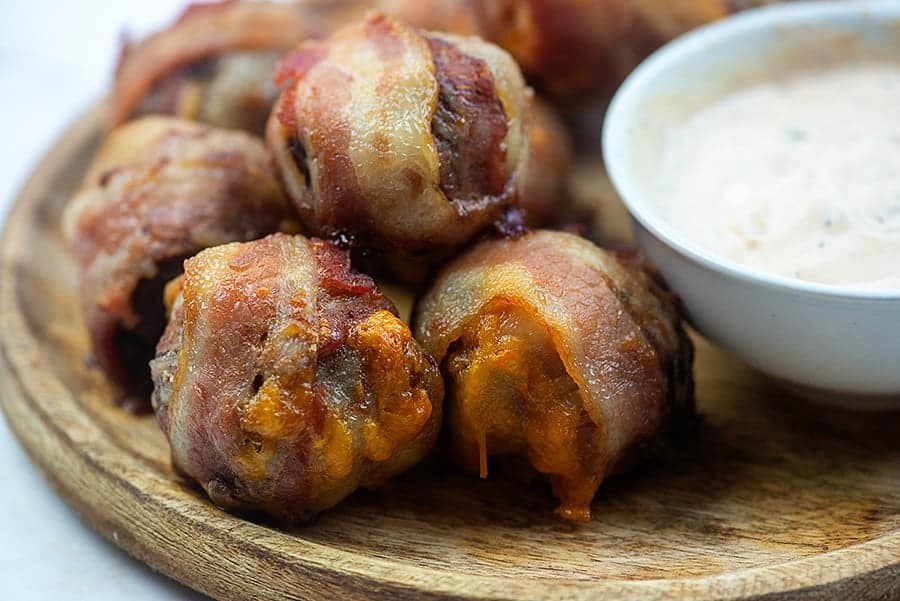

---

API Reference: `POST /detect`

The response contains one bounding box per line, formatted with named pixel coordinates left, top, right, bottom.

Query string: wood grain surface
left=1, top=106, right=898, bottom=601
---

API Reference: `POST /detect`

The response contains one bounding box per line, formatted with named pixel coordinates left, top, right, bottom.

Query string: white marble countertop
left=0, top=2, right=213, bottom=598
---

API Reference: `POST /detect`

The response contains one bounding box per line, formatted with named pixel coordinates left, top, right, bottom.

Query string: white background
left=0, top=1, right=214, bottom=598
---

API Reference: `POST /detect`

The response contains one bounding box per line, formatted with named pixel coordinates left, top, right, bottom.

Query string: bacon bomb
left=63, top=116, right=294, bottom=406
left=267, top=13, right=531, bottom=258
left=414, top=230, right=694, bottom=521
left=151, top=234, right=443, bottom=521
left=111, top=1, right=325, bottom=134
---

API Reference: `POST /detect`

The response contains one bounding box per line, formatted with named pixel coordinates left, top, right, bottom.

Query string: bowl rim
left=602, top=0, right=900, bottom=302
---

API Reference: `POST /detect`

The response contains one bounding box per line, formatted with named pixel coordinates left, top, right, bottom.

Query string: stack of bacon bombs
left=64, top=5, right=694, bottom=523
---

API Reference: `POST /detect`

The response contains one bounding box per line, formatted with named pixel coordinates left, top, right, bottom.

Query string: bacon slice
left=63, top=116, right=294, bottom=407
left=151, top=234, right=443, bottom=521
left=414, top=230, right=694, bottom=521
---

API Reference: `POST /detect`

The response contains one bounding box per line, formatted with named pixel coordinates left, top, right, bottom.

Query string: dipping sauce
left=653, top=64, right=900, bottom=290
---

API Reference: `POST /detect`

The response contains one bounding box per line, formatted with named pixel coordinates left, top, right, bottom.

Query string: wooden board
left=1, top=106, right=899, bottom=601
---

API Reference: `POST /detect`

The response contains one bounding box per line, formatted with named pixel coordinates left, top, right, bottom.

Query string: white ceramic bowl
left=603, top=1, right=900, bottom=408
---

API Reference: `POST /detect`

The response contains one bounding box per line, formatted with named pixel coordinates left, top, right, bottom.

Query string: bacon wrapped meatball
left=414, top=231, right=694, bottom=521
left=111, top=1, right=325, bottom=134
left=267, top=13, right=531, bottom=256
left=63, top=116, right=294, bottom=407
left=380, top=0, right=789, bottom=103
left=150, top=234, right=443, bottom=521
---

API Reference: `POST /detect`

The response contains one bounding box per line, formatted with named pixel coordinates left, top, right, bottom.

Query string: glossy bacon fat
left=63, top=116, right=293, bottom=406
left=414, top=231, right=694, bottom=521
left=112, top=1, right=324, bottom=134
left=267, top=13, right=531, bottom=255
left=151, top=234, right=443, bottom=521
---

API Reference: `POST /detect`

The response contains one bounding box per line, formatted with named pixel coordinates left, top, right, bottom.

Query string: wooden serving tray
left=1, top=106, right=898, bottom=601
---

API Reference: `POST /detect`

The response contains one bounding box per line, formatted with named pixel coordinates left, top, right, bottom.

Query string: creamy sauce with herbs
left=654, top=65, right=900, bottom=290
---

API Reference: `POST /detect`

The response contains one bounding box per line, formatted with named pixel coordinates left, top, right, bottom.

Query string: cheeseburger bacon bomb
left=267, top=13, right=531, bottom=257
left=151, top=234, right=443, bottom=521
left=112, top=0, right=325, bottom=134
left=414, top=231, right=694, bottom=521
left=63, top=117, right=293, bottom=406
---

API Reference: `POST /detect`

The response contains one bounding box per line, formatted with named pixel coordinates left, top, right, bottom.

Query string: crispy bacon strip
left=151, top=234, right=443, bottom=521
left=111, top=1, right=324, bottom=133
left=414, top=230, right=694, bottom=521
left=63, top=116, right=294, bottom=406
left=267, top=13, right=531, bottom=256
